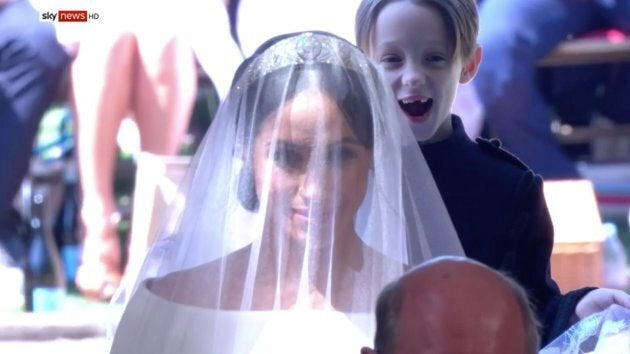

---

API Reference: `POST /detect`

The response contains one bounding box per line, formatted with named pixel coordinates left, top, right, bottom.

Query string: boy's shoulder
left=474, top=137, right=530, bottom=172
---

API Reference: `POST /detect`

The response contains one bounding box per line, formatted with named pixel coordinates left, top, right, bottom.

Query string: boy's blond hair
left=355, top=0, right=479, bottom=60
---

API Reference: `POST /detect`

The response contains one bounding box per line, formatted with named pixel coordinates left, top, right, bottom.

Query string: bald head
left=363, top=256, right=539, bottom=354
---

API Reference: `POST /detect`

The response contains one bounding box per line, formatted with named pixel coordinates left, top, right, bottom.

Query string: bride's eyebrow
left=336, top=137, right=363, bottom=146
left=266, top=140, right=302, bottom=151
left=266, top=138, right=362, bottom=152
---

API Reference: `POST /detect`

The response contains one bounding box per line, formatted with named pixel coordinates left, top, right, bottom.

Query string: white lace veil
left=109, top=31, right=463, bottom=354
left=540, top=304, right=630, bottom=354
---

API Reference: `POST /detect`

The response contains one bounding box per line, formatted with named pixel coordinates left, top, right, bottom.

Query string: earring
left=237, top=165, right=259, bottom=211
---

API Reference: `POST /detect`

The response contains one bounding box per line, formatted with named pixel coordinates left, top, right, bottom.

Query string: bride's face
left=252, top=89, right=372, bottom=245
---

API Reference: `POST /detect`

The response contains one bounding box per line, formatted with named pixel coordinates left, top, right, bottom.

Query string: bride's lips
left=291, top=207, right=331, bottom=225
left=399, top=96, right=433, bottom=124
left=292, top=208, right=310, bottom=223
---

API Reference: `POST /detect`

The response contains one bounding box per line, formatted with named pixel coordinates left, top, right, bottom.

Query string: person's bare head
left=362, top=256, right=540, bottom=354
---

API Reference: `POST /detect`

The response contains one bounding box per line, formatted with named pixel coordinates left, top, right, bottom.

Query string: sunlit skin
left=394, top=260, right=527, bottom=354
left=362, top=257, right=529, bottom=354
left=370, top=1, right=480, bottom=143
left=252, top=89, right=372, bottom=247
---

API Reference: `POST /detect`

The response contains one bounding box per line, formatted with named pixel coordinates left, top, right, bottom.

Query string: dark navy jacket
left=421, top=115, right=594, bottom=345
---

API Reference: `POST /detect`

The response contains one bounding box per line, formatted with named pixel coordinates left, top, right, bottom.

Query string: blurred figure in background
left=186, top=0, right=244, bottom=100
left=69, top=4, right=195, bottom=301
left=0, top=0, right=70, bottom=268
left=68, top=0, right=243, bottom=301
left=474, top=0, right=630, bottom=179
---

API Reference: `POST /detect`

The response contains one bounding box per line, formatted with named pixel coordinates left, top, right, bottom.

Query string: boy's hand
left=575, top=288, right=630, bottom=320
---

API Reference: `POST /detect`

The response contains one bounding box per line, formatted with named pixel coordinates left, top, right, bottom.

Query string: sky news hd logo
left=41, top=10, right=100, bottom=22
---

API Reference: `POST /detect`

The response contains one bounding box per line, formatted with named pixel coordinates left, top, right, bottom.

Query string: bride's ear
left=237, top=163, right=259, bottom=211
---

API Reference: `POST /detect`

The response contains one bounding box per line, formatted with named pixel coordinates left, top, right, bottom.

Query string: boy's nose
left=402, top=64, right=426, bottom=88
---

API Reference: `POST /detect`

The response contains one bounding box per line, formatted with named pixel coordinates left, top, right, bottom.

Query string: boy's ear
left=459, top=45, right=482, bottom=84
left=360, top=347, right=377, bottom=354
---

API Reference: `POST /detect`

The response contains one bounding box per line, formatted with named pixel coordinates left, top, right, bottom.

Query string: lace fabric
left=108, top=31, right=463, bottom=354
left=540, top=304, right=630, bottom=354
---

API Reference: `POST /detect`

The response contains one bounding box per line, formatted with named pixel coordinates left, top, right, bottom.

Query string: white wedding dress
left=110, top=280, right=372, bottom=354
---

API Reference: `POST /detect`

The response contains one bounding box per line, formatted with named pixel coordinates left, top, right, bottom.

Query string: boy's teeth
left=402, top=98, right=429, bottom=104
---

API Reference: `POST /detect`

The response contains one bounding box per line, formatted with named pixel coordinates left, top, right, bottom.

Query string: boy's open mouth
left=399, top=98, right=433, bottom=118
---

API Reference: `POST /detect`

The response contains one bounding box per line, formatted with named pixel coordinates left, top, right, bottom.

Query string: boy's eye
left=379, top=54, right=402, bottom=68
left=380, top=54, right=401, bottom=63
left=426, top=54, right=448, bottom=65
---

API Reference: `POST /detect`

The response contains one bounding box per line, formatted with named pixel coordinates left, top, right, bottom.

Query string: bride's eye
left=272, top=144, right=304, bottom=170
left=326, top=145, right=357, bottom=166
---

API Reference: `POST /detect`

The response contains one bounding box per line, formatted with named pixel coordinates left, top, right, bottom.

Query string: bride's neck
left=254, top=229, right=365, bottom=309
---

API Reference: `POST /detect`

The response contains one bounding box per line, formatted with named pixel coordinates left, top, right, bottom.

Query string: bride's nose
left=298, top=171, right=325, bottom=202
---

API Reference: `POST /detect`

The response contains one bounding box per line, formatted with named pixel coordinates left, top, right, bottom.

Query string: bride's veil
left=540, top=304, right=630, bottom=354
left=108, top=31, right=463, bottom=353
